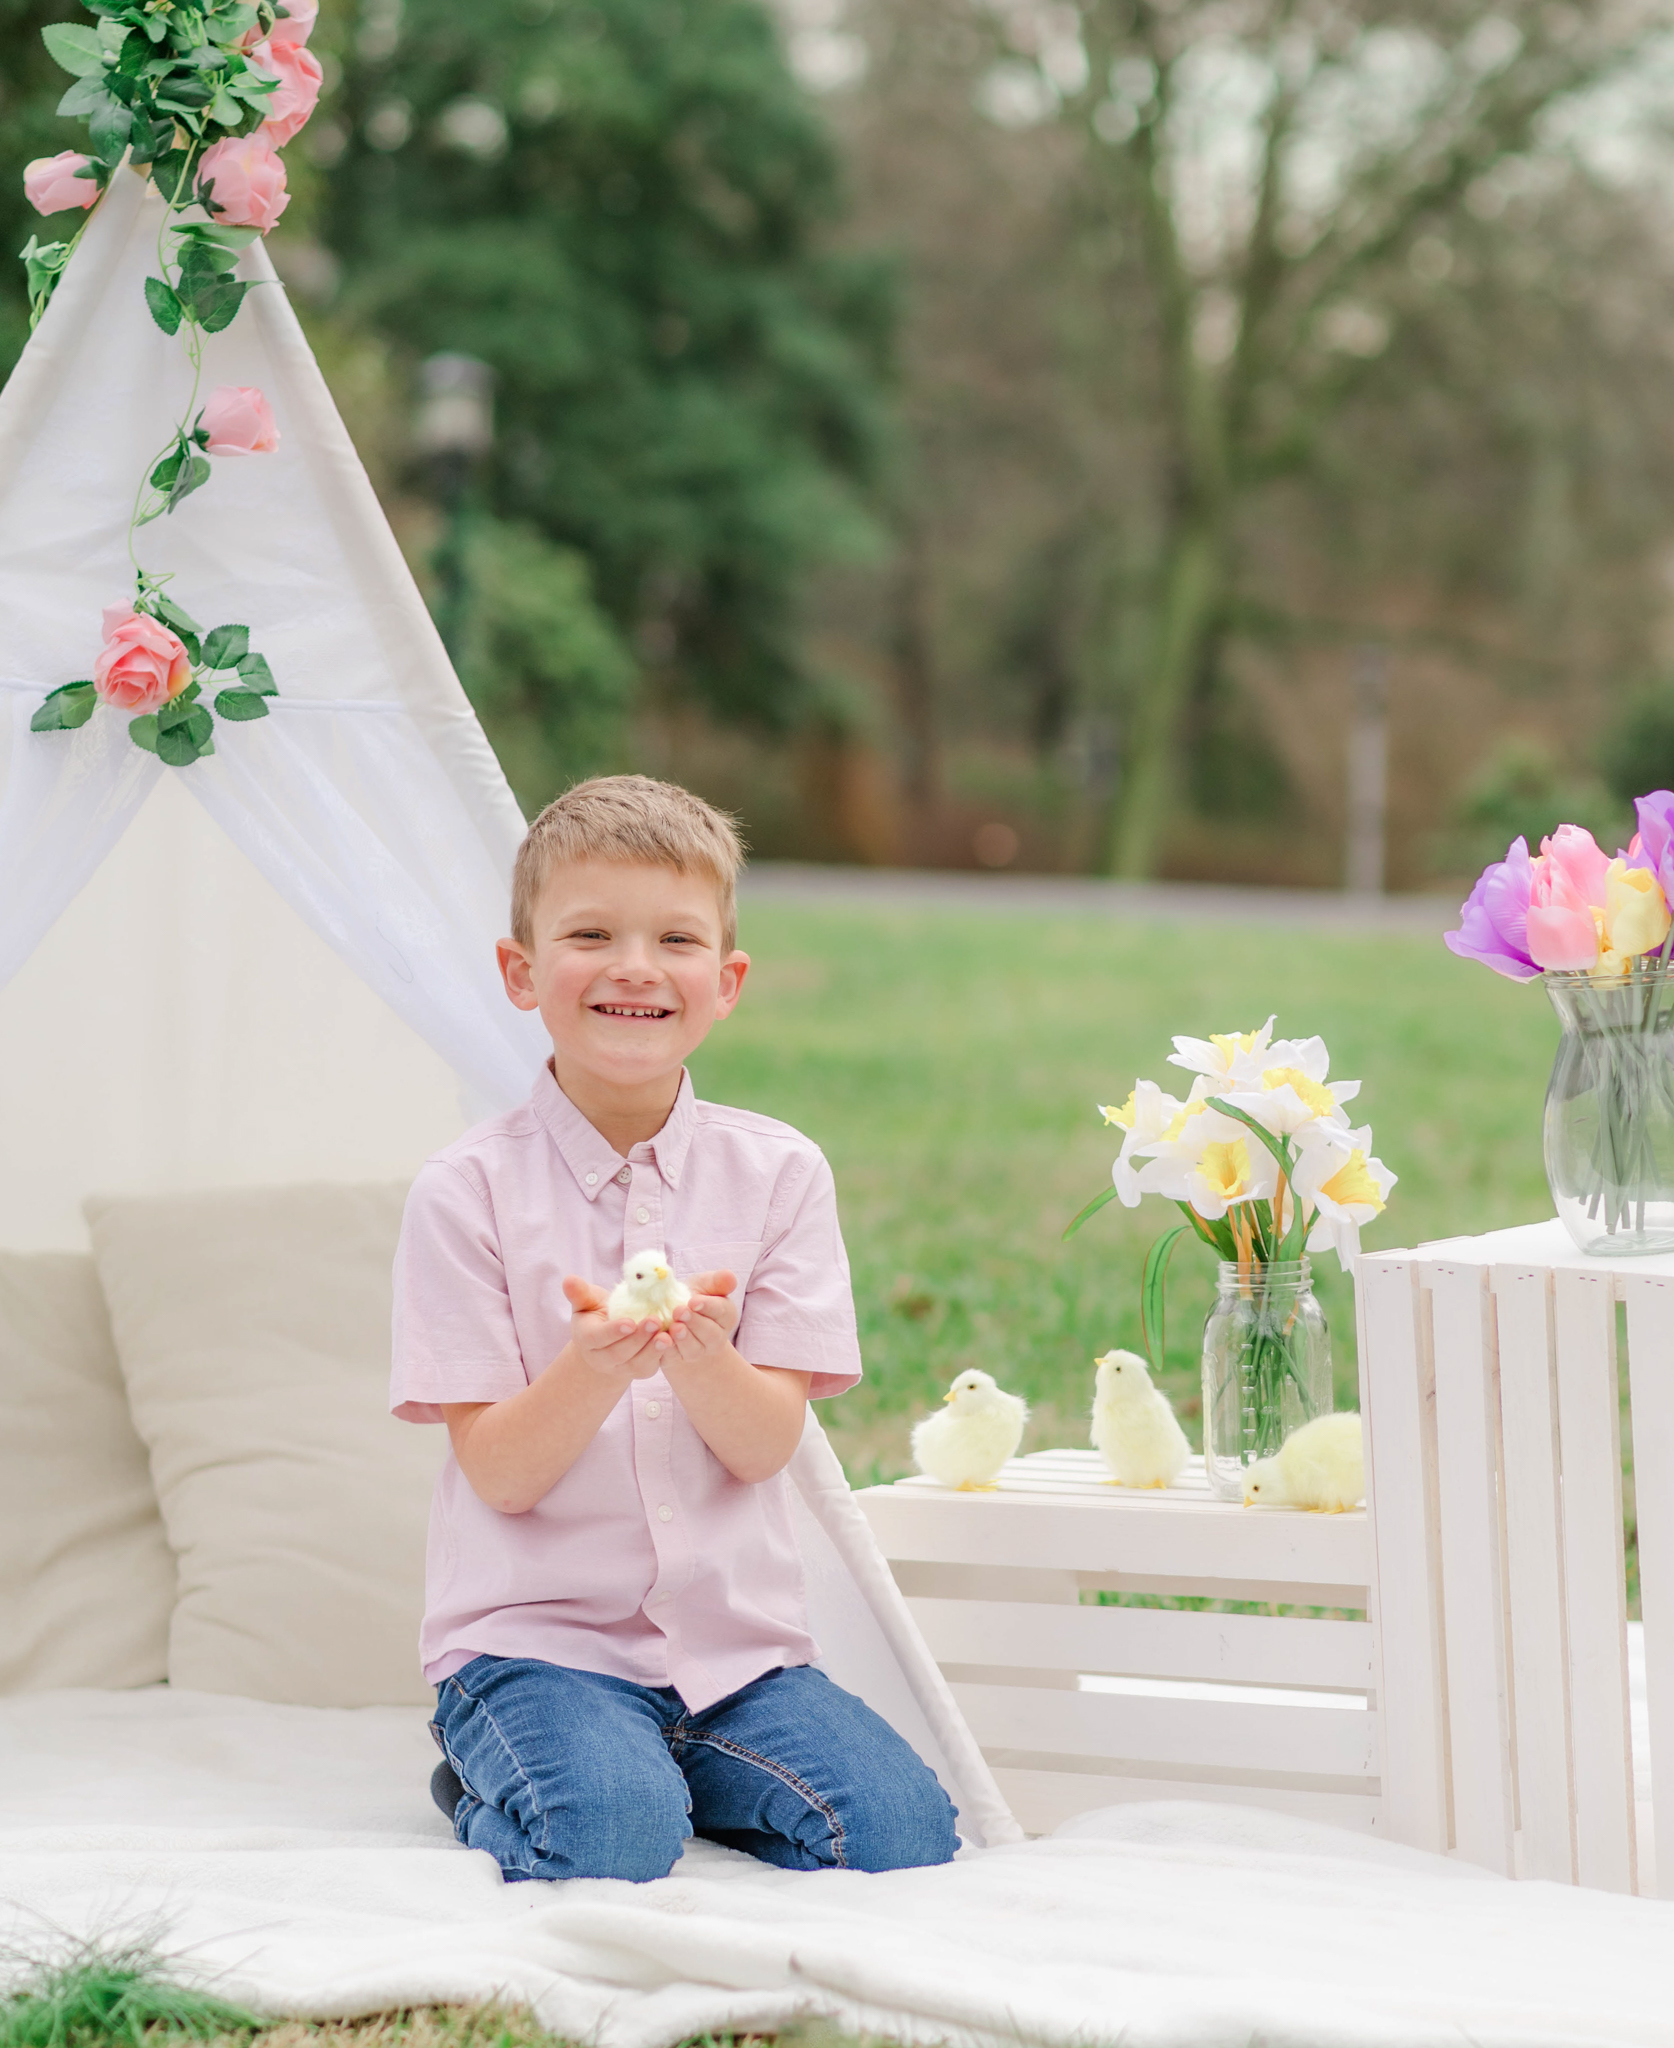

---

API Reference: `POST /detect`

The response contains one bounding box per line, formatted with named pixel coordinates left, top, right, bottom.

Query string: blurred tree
left=0, top=0, right=89, bottom=374
left=1602, top=689, right=1674, bottom=812
left=320, top=0, right=896, bottom=732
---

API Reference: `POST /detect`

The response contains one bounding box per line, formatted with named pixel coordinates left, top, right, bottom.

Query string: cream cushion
left=0, top=1249, right=175, bottom=1692
left=86, top=1182, right=444, bottom=1708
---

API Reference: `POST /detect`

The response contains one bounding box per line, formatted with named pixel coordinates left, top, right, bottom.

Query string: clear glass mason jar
left=1544, top=960, right=1674, bottom=1257
left=1201, top=1258, right=1332, bottom=1502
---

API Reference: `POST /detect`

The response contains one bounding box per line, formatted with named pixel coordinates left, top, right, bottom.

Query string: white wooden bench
left=1359, top=1220, right=1669, bottom=1895
left=857, top=1447, right=1377, bottom=1838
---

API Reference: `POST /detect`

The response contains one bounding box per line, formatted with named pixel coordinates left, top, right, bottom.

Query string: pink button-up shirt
left=389, top=1067, right=862, bottom=1709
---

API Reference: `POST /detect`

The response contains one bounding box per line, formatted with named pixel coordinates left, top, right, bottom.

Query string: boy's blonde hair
left=511, top=775, right=746, bottom=953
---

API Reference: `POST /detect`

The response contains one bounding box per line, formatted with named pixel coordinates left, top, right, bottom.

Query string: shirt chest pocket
left=670, top=1240, right=763, bottom=1305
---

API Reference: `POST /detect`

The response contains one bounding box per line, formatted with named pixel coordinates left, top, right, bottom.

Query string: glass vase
left=1543, top=959, right=1674, bottom=1257
left=1201, top=1258, right=1332, bottom=1503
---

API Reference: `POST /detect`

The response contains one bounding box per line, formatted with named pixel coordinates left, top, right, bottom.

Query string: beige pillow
left=0, top=1249, right=174, bottom=1692
left=86, top=1182, right=444, bottom=1708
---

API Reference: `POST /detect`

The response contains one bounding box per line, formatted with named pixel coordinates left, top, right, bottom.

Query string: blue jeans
left=430, top=1655, right=960, bottom=1882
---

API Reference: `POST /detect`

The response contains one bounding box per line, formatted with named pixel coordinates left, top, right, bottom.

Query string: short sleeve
left=389, top=1160, right=533, bottom=1423
left=735, top=1151, right=862, bottom=1400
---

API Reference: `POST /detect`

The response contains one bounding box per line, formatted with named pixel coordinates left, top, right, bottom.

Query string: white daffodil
left=1166, top=1016, right=1277, bottom=1086
left=1292, top=1120, right=1397, bottom=1269
left=1101, top=1078, right=1190, bottom=1207
left=1132, top=1089, right=1280, bottom=1219
left=1218, top=1034, right=1360, bottom=1137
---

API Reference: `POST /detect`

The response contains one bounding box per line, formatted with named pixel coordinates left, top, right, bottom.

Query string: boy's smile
left=497, top=859, right=749, bottom=1152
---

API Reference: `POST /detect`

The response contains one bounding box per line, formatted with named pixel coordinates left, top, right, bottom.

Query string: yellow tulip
left=1603, top=859, right=1671, bottom=961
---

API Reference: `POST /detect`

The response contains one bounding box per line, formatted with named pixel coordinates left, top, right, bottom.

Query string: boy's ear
left=497, top=937, right=539, bottom=1012
left=715, top=949, right=750, bottom=1020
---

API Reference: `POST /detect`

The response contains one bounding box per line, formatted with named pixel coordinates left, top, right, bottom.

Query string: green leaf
left=1062, top=1183, right=1118, bottom=1241
left=148, top=149, right=196, bottom=204
left=164, top=453, right=211, bottom=512
left=214, top=686, right=270, bottom=721
left=178, top=235, right=240, bottom=278
left=209, top=87, right=242, bottom=126
left=88, top=95, right=133, bottom=166
left=56, top=75, right=105, bottom=116
left=156, top=723, right=200, bottom=765
left=203, top=623, right=249, bottom=668
left=144, top=275, right=183, bottom=335
left=194, top=276, right=248, bottom=333
left=174, top=220, right=259, bottom=249
left=236, top=651, right=276, bottom=692
left=148, top=444, right=184, bottom=491
left=41, top=22, right=106, bottom=77
left=128, top=713, right=160, bottom=754
left=1139, top=1223, right=1188, bottom=1374
left=28, top=681, right=98, bottom=733
left=151, top=593, right=202, bottom=637
left=155, top=702, right=215, bottom=764
left=96, top=16, right=130, bottom=56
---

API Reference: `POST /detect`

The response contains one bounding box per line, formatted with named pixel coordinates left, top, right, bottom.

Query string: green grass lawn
left=693, top=900, right=1559, bottom=1485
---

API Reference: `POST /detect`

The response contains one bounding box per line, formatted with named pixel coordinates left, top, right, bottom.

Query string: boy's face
left=497, top=860, right=748, bottom=1097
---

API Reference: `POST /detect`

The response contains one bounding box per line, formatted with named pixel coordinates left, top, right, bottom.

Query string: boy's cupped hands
left=563, top=1270, right=739, bottom=1380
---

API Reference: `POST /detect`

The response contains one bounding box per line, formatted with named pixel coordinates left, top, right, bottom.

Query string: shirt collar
left=531, top=1065, right=697, bottom=1200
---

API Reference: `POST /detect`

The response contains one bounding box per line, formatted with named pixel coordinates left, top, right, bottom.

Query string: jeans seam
left=444, top=1675, right=553, bottom=1858
left=679, top=1730, right=847, bottom=1868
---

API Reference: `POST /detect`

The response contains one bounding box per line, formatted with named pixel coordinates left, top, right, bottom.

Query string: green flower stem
left=127, top=144, right=204, bottom=583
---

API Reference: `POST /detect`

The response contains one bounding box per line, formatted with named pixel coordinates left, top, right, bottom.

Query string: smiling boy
left=389, top=775, right=958, bottom=1882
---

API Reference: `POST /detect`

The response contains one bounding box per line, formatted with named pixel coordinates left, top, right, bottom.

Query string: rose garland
left=19, top=0, right=321, bottom=765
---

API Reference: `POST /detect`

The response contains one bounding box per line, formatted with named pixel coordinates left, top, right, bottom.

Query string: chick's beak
left=942, top=1390, right=956, bottom=1405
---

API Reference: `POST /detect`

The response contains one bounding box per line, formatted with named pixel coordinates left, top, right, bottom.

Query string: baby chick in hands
left=912, top=1370, right=1028, bottom=1490
left=1091, top=1349, right=1191, bottom=1489
left=606, top=1250, right=692, bottom=1331
left=1244, top=1411, right=1364, bottom=1512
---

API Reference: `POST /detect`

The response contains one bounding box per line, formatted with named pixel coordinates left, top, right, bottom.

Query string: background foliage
left=8, top=0, right=1674, bottom=878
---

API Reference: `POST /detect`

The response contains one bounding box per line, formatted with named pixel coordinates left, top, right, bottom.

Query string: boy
left=390, top=775, right=959, bottom=1882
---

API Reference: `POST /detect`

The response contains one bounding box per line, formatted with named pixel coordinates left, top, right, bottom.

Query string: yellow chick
left=1244, top=1411, right=1365, bottom=1513
left=606, top=1250, right=692, bottom=1330
left=1091, top=1349, right=1190, bottom=1489
left=911, top=1369, right=1028, bottom=1490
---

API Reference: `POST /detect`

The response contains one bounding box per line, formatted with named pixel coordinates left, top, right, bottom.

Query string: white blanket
left=2, top=1686, right=1671, bottom=2048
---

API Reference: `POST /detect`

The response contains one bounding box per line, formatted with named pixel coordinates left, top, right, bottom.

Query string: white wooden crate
left=857, top=1447, right=1377, bottom=1838
left=1359, top=1219, right=1672, bottom=1894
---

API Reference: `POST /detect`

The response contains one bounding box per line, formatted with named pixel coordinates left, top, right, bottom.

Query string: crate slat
left=905, top=1595, right=1373, bottom=1692
left=949, top=1679, right=1378, bottom=1780
left=990, top=1767, right=1380, bottom=1839
left=1621, top=1276, right=1674, bottom=1899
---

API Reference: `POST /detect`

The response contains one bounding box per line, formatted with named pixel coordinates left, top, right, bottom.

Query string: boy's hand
left=562, top=1274, right=670, bottom=1380
left=665, top=1269, right=740, bottom=1367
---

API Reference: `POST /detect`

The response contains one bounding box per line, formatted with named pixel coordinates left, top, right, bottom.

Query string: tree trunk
left=1108, top=513, right=1224, bottom=877
left=891, top=521, right=940, bottom=857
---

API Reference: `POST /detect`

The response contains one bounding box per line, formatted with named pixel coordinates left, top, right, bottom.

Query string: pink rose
left=198, top=135, right=290, bottom=233
left=1527, top=852, right=1599, bottom=972
left=24, top=151, right=97, bottom=216
left=202, top=384, right=280, bottom=456
left=1539, top=823, right=1612, bottom=910
left=268, top=0, right=318, bottom=46
left=253, top=36, right=323, bottom=147
left=93, top=605, right=193, bottom=713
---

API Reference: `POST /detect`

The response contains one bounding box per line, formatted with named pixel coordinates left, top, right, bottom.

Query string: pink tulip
left=1539, top=823, right=1612, bottom=911
left=93, top=605, right=192, bottom=714
left=201, top=385, right=280, bottom=456
left=24, top=151, right=97, bottom=216
left=1527, top=852, right=1599, bottom=972
left=252, top=36, right=323, bottom=147
left=198, top=135, right=290, bottom=233
left=268, top=0, right=318, bottom=46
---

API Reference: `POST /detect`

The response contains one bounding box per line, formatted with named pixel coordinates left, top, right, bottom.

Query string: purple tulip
left=1627, top=791, right=1674, bottom=909
left=1445, top=836, right=1540, bottom=980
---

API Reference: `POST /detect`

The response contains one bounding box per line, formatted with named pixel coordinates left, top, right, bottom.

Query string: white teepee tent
left=0, top=166, right=1020, bottom=1848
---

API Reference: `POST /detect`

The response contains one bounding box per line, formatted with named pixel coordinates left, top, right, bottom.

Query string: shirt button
left=657, top=1504, right=674, bottom=1523
left=645, top=1401, right=661, bottom=1418
left=636, top=1205, right=650, bottom=1223
left=584, top=1172, right=598, bottom=1187
left=617, top=1167, right=631, bottom=1184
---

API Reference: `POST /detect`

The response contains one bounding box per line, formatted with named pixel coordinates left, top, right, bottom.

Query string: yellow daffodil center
left=1199, top=1138, right=1252, bottom=1200
left=1321, top=1150, right=1385, bottom=1213
left=1261, top=1066, right=1336, bottom=1117
left=1164, top=1099, right=1209, bottom=1140
left=1100, top=1091, right=1137, bottom=1129
left=1209, top=1028, right=1261, bottom=1062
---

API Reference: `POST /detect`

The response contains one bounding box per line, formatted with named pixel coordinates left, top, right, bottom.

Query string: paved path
left=739, top=861, right=1460, bottom=933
